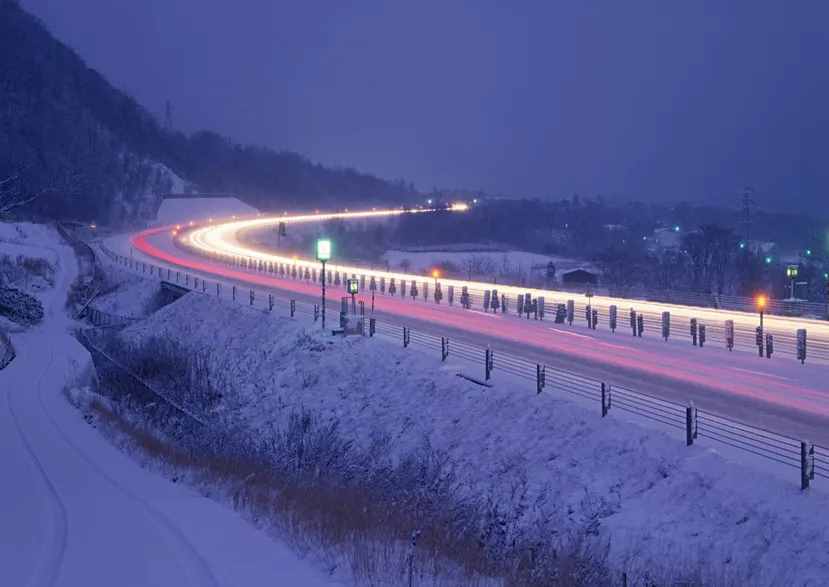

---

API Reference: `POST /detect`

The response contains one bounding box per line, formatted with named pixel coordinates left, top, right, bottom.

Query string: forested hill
left=0, top=0, right=416, bottom=224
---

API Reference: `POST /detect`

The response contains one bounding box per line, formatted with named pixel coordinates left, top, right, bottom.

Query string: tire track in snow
left=36, top=343, right=220, bottom=587
left=5, top=351, right=68, bottom=587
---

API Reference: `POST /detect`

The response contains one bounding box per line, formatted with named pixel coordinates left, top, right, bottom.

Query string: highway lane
left=176, top=210, right=829, bottom=362
left=105, top=227, right=829, bottom=445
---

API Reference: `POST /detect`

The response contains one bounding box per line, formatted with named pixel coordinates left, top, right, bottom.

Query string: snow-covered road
left=0, top=226, right=336, bottom=587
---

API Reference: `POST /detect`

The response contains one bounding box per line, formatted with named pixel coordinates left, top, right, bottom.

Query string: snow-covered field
left=91, top=267, right=160, bottom=319
left=0, top=221, right=339, bottom=587
left=113, top=292, right=829, bottom=585
left=382, top=248, right=595, bottom=283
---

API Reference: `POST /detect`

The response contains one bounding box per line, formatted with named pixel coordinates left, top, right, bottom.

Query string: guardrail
left=142, top=234, right=829, bottom=364
left=77, top=329, right=207, bottom=429
left=97, top=247, right=823, bottom=491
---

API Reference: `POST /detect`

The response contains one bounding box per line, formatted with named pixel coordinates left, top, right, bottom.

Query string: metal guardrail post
left=686, top=402, right=697, bottom=446
left=249, top=289, right=254, bottom=306
left=797, top=329, right=807, bottom=364
left=290, top=299, right=296, bottom=317
left=403, top=327, right=410, bottom=348
left=441, top=337, right=449, bottom=361
left=369, top=317, right=376, bottom=337
left=601, top=383, right=612, bottom=417
left=232, top=285, right=236, bottom=301
left=802, top=441, right=815, bottom=490
left=536, top=364, right=545, bottom=394
left=268, top=293, right=274, bottom=312
left=485, top=347, right=493, bottom=381
left=725, top=319, right=735, bottom=351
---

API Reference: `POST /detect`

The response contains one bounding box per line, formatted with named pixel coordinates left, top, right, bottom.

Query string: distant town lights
left=765, top=256, right=773, bottom=264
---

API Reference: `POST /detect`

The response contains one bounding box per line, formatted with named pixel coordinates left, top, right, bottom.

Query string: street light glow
left=755, top=294, right=767, bottom=310
left=316, top=239, right=331, bottom=261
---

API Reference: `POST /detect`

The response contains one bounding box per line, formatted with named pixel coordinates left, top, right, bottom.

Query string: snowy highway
left=0, top=226, right=336, bottom=587
left=104, top=206, right=829, bottom=445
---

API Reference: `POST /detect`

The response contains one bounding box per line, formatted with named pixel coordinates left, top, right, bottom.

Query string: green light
left=765, top=256, right=772, bottom=264
left=673, top=225, right=680, bottom=232
left=739, top=242, right=746, bottom=249
left=805, top=249, right=812, bottom=256
left=316, top=239, right=331, bottom=261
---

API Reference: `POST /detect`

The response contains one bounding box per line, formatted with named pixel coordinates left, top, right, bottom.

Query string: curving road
left=103, top=209, right=829, bottom=445
left=0, top=229, right=335, bottom=587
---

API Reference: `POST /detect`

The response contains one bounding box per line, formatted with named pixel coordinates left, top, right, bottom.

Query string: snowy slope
left=0, top=223, right=338, bottom=587
left=155, top=197, right=259, bottom=226
left=118, top=293, right=829, bottom=585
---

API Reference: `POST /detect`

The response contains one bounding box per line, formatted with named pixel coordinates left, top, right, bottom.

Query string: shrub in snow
left=0, top=286, right=44, bottom=325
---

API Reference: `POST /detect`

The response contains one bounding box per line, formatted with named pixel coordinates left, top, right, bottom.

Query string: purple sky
left=23, top=0, right=829, bottom=210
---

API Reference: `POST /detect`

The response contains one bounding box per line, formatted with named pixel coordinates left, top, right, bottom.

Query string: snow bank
left=117, top=293, right=829, bottom=585
left=92, top=267, right=160, bottom=319
left=383, top=248, right=597, bottom=282
left=155, top=197, right=259, bottom=226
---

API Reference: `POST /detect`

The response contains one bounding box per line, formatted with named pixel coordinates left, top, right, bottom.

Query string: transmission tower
left=164, top=100, right=174, bottom=131
left=740, top=186, right=755, bottom=244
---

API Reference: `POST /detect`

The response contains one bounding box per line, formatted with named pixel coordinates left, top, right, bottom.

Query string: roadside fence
left=97, top=246, right=824, bottom=491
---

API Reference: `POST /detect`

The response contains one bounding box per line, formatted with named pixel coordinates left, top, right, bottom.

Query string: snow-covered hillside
left=113, top=292, right=829, bottom=586
left=155, top=197, right=259, bottom=226
left=0, top=222, right=339, bottom=587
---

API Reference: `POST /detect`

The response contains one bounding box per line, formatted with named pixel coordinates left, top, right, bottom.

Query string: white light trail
left=180, top=206, right=829, bottom=336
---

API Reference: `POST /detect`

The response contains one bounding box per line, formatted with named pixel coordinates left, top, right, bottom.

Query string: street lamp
left=786, top=265, right=799, bottom=300
left=316, top=239, right=331, bottom=329
left=756, top=294, right=767, bottom=331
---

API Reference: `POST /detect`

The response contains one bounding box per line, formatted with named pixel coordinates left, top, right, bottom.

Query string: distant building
left=561, top=268, right=598, bottom=285
left=650, top=227, right=682, bottom=250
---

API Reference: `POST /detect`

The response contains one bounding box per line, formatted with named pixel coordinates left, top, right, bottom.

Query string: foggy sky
left=22, top=0, right=829, bottom=210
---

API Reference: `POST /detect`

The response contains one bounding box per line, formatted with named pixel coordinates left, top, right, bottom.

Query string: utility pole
left=740, top=186, right=755, bottom=245
left=164, top=100, right=173, bottom=131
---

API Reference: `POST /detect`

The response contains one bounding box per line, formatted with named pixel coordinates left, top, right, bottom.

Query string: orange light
left=431, top=269, right=440, bottom=279
left=756, top=294, right=767, bottom=310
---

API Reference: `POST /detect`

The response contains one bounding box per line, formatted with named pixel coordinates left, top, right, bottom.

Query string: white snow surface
left=118, top=292, right=829, bottom=585
left=91, top=267, right=160, bottom=318
left=155, top=197, right=259, bottom=226
left=0, top=222, right=337, bottom=587
left=382, top=248, right=596, bottom=279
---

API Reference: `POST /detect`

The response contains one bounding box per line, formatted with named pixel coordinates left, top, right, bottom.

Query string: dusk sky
left=23, top=0, right=829, bottom=210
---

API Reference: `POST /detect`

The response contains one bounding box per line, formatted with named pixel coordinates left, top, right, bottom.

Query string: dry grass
left=81, top=331, right=739, bottom=587
left=84, top=398, right=501, bottom=585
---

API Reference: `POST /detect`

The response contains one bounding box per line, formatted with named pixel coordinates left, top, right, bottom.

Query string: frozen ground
left=0, top=222, right=339, bottom=587
left=155, top=197, right=259, bottom=226
left=382, top=248, right=595, bottom=282
left=116, top=292, right=829, bottom=586
left=91, top=267, right=160, bottom=319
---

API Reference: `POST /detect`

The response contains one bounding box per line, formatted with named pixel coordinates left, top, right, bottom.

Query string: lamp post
left=756, top=293, right=767, bottom=331
left=316, top=239, right=331, bottom=329
left=786, top=265, right=799, bottom=300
